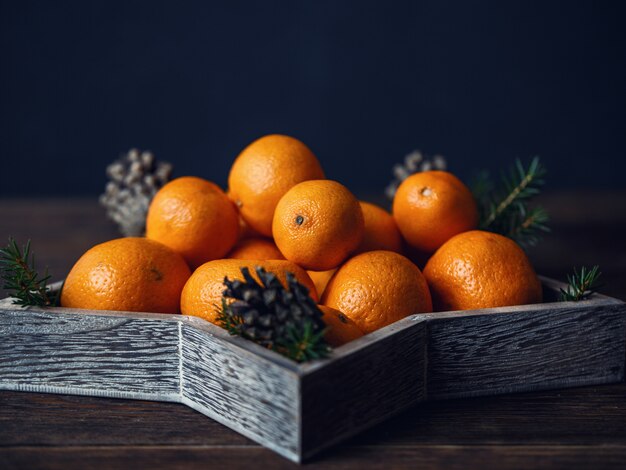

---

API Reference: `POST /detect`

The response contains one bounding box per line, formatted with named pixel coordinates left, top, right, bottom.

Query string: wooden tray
left=1, top=277, right=624, bottom=463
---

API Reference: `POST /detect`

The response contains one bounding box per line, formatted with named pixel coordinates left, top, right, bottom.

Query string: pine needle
left=504, top=205, right=551, bottom=248
left=275, top=321, right=331, bottom=363
left=0, top=237, right=57, bottom=307
left=559, top=266, right=602, bottom=301
left=474, top=156, right=550, bottom=248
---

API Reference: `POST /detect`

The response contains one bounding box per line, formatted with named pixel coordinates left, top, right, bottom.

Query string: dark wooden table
left=1, top=194, right=625, bottom=469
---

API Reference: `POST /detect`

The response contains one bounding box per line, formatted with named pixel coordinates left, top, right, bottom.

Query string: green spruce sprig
left=276, top=321, right=331, bottom=363
left=473, top=156, right=550, bottom=248
left=559, top=266, right=602, bottom=301
left=217, top=266, right=331, bottom=363
left=503, top=205, right=550, bottom=248
left=0, top=238, right=58, bottom=307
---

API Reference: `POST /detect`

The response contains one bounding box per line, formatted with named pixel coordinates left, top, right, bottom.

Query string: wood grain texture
left=300, top=316, right=427, bottom=459
left=356, top=382, right=626, bottom=447
left=0, top=307, right=180, bottom=401
left=180, top=321, right=300, bottom=462
left=425, top=300, right=626, bottom=400
left=3, top=445, right=626, bottom=470
left=0, top=390, right=251, bottom=447
left=4, top=382, right=626, bottom=449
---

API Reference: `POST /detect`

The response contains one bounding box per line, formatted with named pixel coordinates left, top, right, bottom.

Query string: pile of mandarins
left=61, top=134, right=542, bottom=347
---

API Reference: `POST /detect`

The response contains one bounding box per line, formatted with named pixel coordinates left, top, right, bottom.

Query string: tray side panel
left=180, top=323, right=300, bottom=462
left=300, top=318, right=428, bottom=460
left=427, top=303, right=626, bottom=400
left=0, top=308, right=180, bottom=400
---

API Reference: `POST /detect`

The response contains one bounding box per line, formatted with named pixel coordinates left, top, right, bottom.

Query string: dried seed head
left=99, top=148, right=174, bottom=237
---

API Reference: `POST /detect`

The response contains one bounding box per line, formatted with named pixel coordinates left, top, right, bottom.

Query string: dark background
left=1, top=0, right=625, bottom=197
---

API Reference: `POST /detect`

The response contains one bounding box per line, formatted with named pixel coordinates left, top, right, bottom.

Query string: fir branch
left=275, top=320, right=331, bottom=363
left=481, top=156, right=546, bottom=228
left=473, top=156, right=550, bottom=248
left=559, top=266, right=602, bottom=301
left=505, top=206, right=551, bottom=249
left=0, top=237, right=56, bottom=307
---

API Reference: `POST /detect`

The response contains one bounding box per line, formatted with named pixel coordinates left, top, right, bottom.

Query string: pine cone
left=219, top=266, right=329, bottom=362
left=99, top=149, right=173, bottom=236
left=385, top=150, right=447, bottom=200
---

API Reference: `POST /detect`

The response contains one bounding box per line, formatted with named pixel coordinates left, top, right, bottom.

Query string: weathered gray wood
left=299, top=315, right=427, bottom=460
left=0, top=306, right=180, bottom=401
left=179, top=319, right=300, bottom=462
left=424, top=301, right=626, bottom=400
left=0, top=277, right=625, bottom=464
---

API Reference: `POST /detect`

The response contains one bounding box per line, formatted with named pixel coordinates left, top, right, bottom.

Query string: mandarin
left=319, top=305, right=364, bottom=347
left=356, top=201, right=402, bottom=254
left=272, top=180, right=364, bottom=271
left=228, top=238, right=285, bottom=260
left=307, top=268, right=337, bottom=299
left=146, top=176, right=239, bottom=269
left=423, top=230, right=542, bottom=311
left=321, top=250, right=432, bottom=334
left=61, top=238, right=191, bottom=313
left=228, top=134, right=325, bottom=237
left=392, top=171, right=478, bottom=254
left=236, top=215, right=263, bottom=240
left=180, top=259, right=317, bottom=324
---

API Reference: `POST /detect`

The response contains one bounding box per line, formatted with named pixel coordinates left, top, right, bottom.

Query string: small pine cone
left=99, top=149, right=173, bottom=236
left=221, top=267, right=326, bottom=351
left=385, top=150, right=447, bottom=200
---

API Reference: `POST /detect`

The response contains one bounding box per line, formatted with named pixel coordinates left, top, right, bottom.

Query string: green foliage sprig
left=217, top=266, right=331, bottom=363
left=0, top=238, right=58, bottom=307
left=275, top=321, right=331, bottom=363
left=473, top=156, right=550, bottom=248
left=559, top=266, right=602, bottom=301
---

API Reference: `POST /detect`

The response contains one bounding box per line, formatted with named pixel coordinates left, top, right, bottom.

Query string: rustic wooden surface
left=300, top=315, right=428, bottom=458
left=0, top=307, right=181, bottom=400
left=180, top=320, right=301, bottom=460
left=1, top=193, right=626, bottom=469
left=425, top=298, right=626, bottom=399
